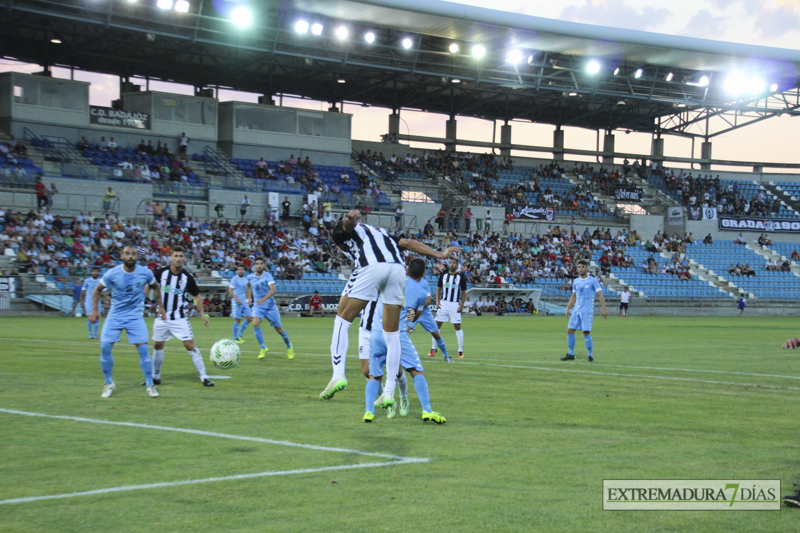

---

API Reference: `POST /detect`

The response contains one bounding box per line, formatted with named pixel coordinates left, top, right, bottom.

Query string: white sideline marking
left=0, top=460, right=426, bottom=506
left=456, top=362, right=800, bottom=391
left=0, top=409, right=413, bottom=461
left=206, top=375, right=231, bottom=379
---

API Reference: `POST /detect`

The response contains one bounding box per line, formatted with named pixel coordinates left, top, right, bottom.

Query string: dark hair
left=91, top=266, right=99, bottom=271
left=254, top=257, right=265, bottom=264
left=577, top=259, right=589, bottom=266
left=236, top=264, right=246, bottom=270
left=408, top=258, right=426, bottom=279
left=172, top=245, right=185, bottom=254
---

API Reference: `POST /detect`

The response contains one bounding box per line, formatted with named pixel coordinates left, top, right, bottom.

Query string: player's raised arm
left=399, top=238, right=461, bottom=260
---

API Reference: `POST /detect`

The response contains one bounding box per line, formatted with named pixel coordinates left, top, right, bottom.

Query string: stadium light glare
left=724, top=72, right=747, bottom=95
left=472, top=45, right=486, bottom=59
left=157, top=0, right=173, bottom=9
left=402, top=37, right=413, bottom=49
left=634, top=68, right=643, bottom=79
left=747, top=77, right=765, bottom=94
left=337, top=78, right=346, bottom=84
left=295, top=20, right=309, bottom=33
left=451, top=79, right=461, bottom=84
left=568, top=92, right=578, bottom=96
left=335, top=26, right=348, bottom=40
left=587, top=61, right=600, bottom=74
left=506, top=50, right=523, bottom=64
left=527, top=54, right=534, bottom=64
left=50, top=39, right=61, bottom=44
left=677, top=103, right=687, bottom=108
left=175, top=0, right=189, bottom=13
left=311, top=23, right=323, bottom=36
left=231, top=6, right=252, bottom=27
left=666, top=72, right=674, bottom=82
left=449, top=43, right=459, bottom=54
left=613, top=67, right=619, bottom=76
left=699, top=75, right=709, bottom=87
left=364, top=31, right=375, bottom=43
left=770, top=82, right=779, bottom=92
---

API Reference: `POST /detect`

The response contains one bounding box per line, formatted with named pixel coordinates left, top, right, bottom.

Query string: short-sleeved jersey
left=419, top=278, right=432, bottom=301
left=405, top=278, right=429, bottom=329
left=247, top=271, right=276, bottom=309
left=82, top=277, right=101, bottom=304
left=572, top=275, right=602, bottom=314
left=229, top=274, right=249, bottom=300
left=101, top=264, right=155, bottom=319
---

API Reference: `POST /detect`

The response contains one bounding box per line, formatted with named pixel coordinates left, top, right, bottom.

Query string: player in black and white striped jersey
left=150, top=246, right=214, bottom=387
left=320, top=209, right=460, bottom=409
left=358, top=299, right=378, bottom=379
left=435, top=258, right=468, bottom=358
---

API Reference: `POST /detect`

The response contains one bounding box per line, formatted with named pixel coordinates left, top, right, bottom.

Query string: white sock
left=397, top=371, right=408, bottom=399
left=152, top=349, right=165, bottom=378
left=331, top=316, right=351, bottom=379
left=456, top=329, right=464, bottom=352
left=382, top=330, right=401, bottom=396
left=431, top=336, right=437, bottom=351
left=189, top=348, right=207, bottom=381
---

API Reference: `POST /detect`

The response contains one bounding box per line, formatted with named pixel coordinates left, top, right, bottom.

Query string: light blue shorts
left=84, top=300, right=103, bottom=317
left=254, top=305, right=282, bottom=328
left=416, top=309, right=439, bottom=333
left=101, top=315, right=149, bottom=344
left=231, top=300, right=252, bottom=319
left=568, top=311, right=593, bottom=332
left=369, top=330, right=424, bottom=378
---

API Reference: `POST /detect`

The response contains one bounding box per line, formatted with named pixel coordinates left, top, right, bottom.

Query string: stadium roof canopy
left=2, top=0, right=800, bottom=139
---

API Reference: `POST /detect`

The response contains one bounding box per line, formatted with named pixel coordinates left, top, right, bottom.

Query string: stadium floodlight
left=364, top=31, right=375, bottom=43
left=402, top=37, right=413, bottom=49
left=231, top=6, right=252, bottom=27
left=568, top=91, right=578, bottom=96
left=335, top=26, right=348, bottom=40
left=295, top=20, right=309, bottom=33
left=449, top=43, right=459, bottom=54
left=613, top=67, right=620, bottom=76
left=634, top=68, right=643, bottom=79
left=157, top=0, right=173, bottom=9
left=337, top=78, right=346, bottom=84
left=587, top=61, right=600, bottom=74
left=527, top=54, right=534, bottom=64
left=506, top=50, right=523, bottom=64
left=747, top=77, right=765, bottom=94
left=311, top=23, right=323, bottom=36
left=677, top=103, right=687, bottom=108
left=770, top=83, right=779, bottom=92
left=451, top=79, right=461, bottom=84
left=699, top=75, right=709, bottom=87
left=50, top=38, right=61, bottom=44
left=175, top=0, right=189, bottom=13
left=724, top=72, right=747, bottom=95
left=472, top=45, right=486, bottom=59
left=666, top=72, right=674, bottom=82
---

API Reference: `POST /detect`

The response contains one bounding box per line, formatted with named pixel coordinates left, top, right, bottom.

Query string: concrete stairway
left=762, top=182, right=800, bottom=217
left=669, top=252, right=745, bottom=298
left=747, top=243, right=800, bottom=277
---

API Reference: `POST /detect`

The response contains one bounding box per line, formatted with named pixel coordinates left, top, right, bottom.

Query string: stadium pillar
left=753, top=165, right=763, bottom=173
left=603, top=134, right=615, bottom=165
left=445, top=117, right=457, bottom=152
left=651, top=138, right=664, bottom=161
left=701, top=141, right=712, bottom=170
left=388, top=112, right=400, bottom=143
left=553, top=128, right=564, bottom=161
left=500, top=123, right=512, bottom=156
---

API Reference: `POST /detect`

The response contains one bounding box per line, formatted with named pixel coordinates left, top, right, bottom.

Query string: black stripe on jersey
left=382, top=234, right=402, bottom=263
left=364, top=229, right=386, bottom=264
left=361, top=300, right=377, bottom=332
left=163, top=269, right=173, bottom=319
left=440, top=272, right=464, bottom=303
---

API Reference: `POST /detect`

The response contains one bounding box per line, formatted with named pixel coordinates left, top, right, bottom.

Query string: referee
left=151, top=245, right=214, bottom=387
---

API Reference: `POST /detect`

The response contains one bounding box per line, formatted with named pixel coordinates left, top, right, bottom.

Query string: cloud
left=559, top=0, right=671, bottom=32
left=681, top=9, right=729, bottom=36
left=753, top=6, right=800, bottom=38
left=707, top=0, right=764, bottom=15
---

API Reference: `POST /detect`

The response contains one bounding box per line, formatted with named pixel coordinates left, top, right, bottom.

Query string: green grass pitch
left=1, top=315, right=799, bottom=532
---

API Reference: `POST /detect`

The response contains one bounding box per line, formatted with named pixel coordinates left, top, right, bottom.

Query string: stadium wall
left=218, top=142, right=351, bottom=167
left=685, top=219, right=800, bottom=244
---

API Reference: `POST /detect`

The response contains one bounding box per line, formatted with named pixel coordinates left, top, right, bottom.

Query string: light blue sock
left=365, top=379, right=380, bottom=415
left=99, top=343, right=114, bottom=385
left=584, top=334, right=593, bottom=358
left=567, top=333, right=576, bottom=355
left=238, top=320, right=250, bottom=337
left=232, top=321, right=240, bottom=339
left=436, top=337, right=449, bottom=359
left=254, top=327, right=266, bottom=349
left=87, top=320, right=92, bottom=337
left=93, top=321, right=100, bottom=337
left=280, top=330, right=291, bottom=348
left=137, top=344, right=153, bottom=387
left=413, top=375, right=432, bottom=412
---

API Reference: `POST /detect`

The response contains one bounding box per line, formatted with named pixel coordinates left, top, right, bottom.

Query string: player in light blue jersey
left=363, top=263, right=446, bottom=424
left=81, top=267, right=103, bottom=339
left=414, top=276, right=453, bottom=362
left=229, top=264, right=252, bottom=344
left=246, top=257, right=294, bottom=359
left=561, top=260, right=608, bottom=362
left=88, top=245, right=165, bottom=398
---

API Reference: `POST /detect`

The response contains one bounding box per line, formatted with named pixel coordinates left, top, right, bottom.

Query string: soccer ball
left=75, top=312, right=83, bottom=318
left=210, top=339, right=241, bottom=369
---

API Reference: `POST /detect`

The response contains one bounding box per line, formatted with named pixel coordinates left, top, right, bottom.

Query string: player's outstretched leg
left=99, top=343, right=115, bottom=397
left=561, top=332, right=576, bottom=361
left=188, top=347, right=213, bottom=386
left=363, top=379, right=380, bottom=423
left=584, top=333, right=593, bottom=362
left=414, top=374, right=445, bottom=424
left=321, top=316, right=351, bottom=400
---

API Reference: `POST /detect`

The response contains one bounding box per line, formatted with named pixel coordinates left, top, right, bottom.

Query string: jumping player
left=561, top=260, right=608, bottom=362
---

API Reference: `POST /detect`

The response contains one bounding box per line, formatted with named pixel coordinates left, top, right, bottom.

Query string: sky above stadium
left=1, top=1, right=799, bottom=169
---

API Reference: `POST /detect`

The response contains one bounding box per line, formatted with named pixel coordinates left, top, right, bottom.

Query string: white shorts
left=152, top=317, right=194, bottom=342
left=341, top=263, right=405, bottom=305
left=358, top=327, right=372, bottom=360
left=435, top=301, right=462, bottom=324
